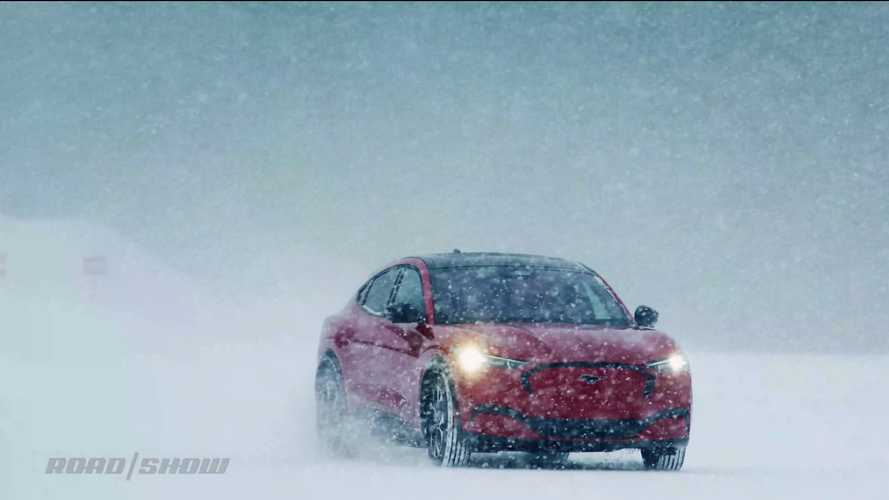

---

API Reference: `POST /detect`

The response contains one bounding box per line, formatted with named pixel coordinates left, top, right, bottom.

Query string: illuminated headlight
left=456, top=346, right=488, bottom=373
left=455, top=345, right=527, bottom=374
left=647, top=352, right=689, bottom=374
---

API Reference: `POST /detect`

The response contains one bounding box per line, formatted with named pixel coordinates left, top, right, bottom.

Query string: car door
left=378, top=265, right=429, bottom=423
left=350, top=266, right=400, bottom=409
left=332, top=278, right=373, bottom=406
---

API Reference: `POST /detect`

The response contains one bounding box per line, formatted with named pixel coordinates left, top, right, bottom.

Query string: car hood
left=443, top=323, right=679, bottom=365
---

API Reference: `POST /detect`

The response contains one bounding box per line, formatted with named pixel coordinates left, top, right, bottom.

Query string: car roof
left=408, top=252, right=586, bottom=270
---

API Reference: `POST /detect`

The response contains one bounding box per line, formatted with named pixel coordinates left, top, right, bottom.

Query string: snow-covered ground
left=9, top=342, right=887, bottom=500
left=2, top=221, right=887, bottom=499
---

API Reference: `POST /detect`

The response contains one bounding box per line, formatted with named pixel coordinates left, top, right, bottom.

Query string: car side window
left=363, top=268, right=399, bottom=315
left=356, top=280, right=372, bottom=304
left=393, top=266, right=425, bottom=314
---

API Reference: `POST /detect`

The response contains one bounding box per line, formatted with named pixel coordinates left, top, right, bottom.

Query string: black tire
left=641, top=446, right=686, bottom=471
left=528, top=451, right=570, bottom=467
left=315, top=357, right=351, bottom=457
left=422, top=370, right=471, bottom=467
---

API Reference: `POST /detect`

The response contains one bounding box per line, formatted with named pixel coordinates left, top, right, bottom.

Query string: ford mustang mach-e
left=315, top=252, right=691, bottom=470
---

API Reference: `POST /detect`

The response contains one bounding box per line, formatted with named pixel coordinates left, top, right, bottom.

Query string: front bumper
left=453, top=360, right=692, bottom=450
left=469, top=434, right=689, bottom=453
left=464, top=405, right=690, bottom=452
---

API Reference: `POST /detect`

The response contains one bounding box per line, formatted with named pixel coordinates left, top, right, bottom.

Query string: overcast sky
left=1, top=2, right=887, bottom=352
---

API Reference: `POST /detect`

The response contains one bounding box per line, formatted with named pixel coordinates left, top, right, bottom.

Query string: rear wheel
left=423, top=370, right=471, bottom=467
left=315, top=358, right=351, bottom=457
left=641, top=446, right=686, bottom=471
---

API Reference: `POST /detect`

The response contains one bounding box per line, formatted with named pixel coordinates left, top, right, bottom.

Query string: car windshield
left=429, top=266, right=630, bottom=326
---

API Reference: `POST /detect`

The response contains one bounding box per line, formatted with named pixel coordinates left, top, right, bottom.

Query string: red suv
left=315, top=252, right=691, bottom=470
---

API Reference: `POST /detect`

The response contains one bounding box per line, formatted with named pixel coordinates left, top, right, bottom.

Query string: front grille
left=519, top=361, right=657, bottom=397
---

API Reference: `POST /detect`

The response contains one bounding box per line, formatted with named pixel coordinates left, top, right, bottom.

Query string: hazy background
left=2, top=2, right=888, bottom=353
left=3, top=4, right=889, bottom=500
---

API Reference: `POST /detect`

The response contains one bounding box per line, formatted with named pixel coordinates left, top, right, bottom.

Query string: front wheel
left=641, top=446, right=686, bottom=471
left=423, top=370, right=471, bottom=467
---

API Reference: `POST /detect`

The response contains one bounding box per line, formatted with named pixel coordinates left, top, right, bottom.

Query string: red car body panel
left=317, top=254, right=692, bottom=451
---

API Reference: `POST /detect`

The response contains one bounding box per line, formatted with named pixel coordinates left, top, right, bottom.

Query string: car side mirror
left=634, top=305, right=659, bottom=328
left=386, top=303, right=425, bottom=324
